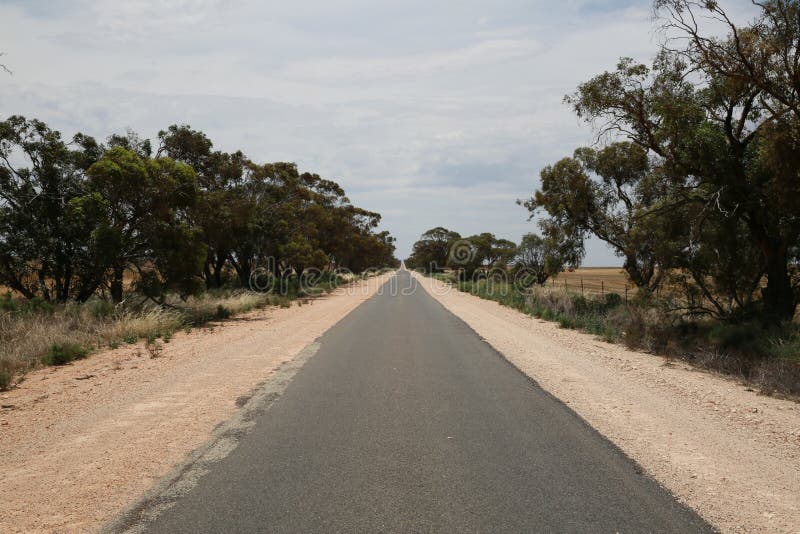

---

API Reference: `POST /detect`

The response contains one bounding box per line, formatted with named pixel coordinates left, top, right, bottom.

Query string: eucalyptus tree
left=524, top=142, right=671, bottom=293
left=83, top=146, right=205, bottom=302
left=406, top=227, right=462, bottom=272
left=0, top=116, right=101, bottom=301
left=549, top=0, right=800, bottom=320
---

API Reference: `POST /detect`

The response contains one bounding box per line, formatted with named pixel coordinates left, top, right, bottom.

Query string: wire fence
left=545, top=273, right=634, bottom=302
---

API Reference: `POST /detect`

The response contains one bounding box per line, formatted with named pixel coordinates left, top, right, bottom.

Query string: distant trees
left=407, top=228, right=521, bottom=280
left=0, top=116, right=398, bottom=304
left=406, top=227, right=581, bottom=287
left=406, top=227, right=462, bottom=273
left=523, top=0, right=800, bottom=322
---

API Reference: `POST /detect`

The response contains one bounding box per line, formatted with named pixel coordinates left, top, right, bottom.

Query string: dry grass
left=170, top=291, right=271, bottom=324
left=451, top=277, right=800, bottom=398
left=0, top=290, right=274, bottom=390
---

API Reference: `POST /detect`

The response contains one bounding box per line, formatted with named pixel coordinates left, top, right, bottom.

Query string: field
left=551, top=267, right=631, bottom=296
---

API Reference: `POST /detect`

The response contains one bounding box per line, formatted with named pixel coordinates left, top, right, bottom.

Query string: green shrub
left=215, top=304, right=231, bottom=319
left=709, top=323, right=765, bottom=354
left=26, top=296, right=55, bottom=315
left=0, top=292, right=17, bottom=312
left=603, top=292, right=623, bottom=308
left=558, top=315, right=576, bottom=329
left=763, top=328, right=800, bottom=361
left=89, top=299, right=115, bottom=318
left=44, top=343, right=88, bottom=366
left=0, top=360, right=15, bottom=391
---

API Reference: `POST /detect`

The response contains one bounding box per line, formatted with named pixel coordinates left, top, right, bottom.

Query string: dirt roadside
left=414, top=273, right=800, bottom=534
left=0, top=274, right=392, bottom=533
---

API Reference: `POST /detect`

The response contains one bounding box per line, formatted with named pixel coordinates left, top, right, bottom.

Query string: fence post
left=601, top=280, right=604, bottom=297
left=581, top=279, right=584, bottom=296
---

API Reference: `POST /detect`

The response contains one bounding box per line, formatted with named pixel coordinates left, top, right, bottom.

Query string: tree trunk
left=623, top=255, right=655, bottom=295
left=110, top=264, right=125, bottom=303
left=213, top=252, right=226, bottom=288
left=761, top=240, right=795, bottom=322
left=203, top=259, right=214, bottom=289
left=236, top=264, right=251, bottom=290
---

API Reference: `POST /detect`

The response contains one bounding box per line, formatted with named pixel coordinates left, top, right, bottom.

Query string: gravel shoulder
left=415, top=273, right=800, bottom=534
left=0, top=275, right=391, bottom=533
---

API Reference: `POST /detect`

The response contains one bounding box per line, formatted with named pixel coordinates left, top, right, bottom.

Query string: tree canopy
left=0, top=117, right=398, bottom=304
left=523, top=0, right=800, bottom=322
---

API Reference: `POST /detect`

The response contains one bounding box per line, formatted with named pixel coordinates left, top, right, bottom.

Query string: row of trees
left=405, top=228, right=513, bottom=276
left=405, top=227, right=577, bottom=286
left=0, top=117, right=398, bottom=303
left=522, top=0, right=800, bottom=323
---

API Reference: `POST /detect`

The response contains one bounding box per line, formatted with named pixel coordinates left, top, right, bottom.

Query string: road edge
left=101, top=341, right=322, bottom=534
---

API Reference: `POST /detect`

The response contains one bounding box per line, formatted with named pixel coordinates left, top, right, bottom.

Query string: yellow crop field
left=550, top=267, right=632, bottom=296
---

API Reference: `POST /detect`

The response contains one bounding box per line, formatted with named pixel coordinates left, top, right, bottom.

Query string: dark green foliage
left=0, top=291, right=15, bottom=312
left=405, top=227, right=462, bottom=272
left=523, top=142, right=667, bottom=294
left=89, top=299, right=115, bottom=318
left=519, top=1, right=800, bottom=322
left=406, top=228, right=519, bottom=278
left=0, top=117, right=105, bottom=302
left=0, top=117, right=397, bottom=312
left=44, top=343, right=88, bottom=366
left=513, top=231, right=582, bottom=287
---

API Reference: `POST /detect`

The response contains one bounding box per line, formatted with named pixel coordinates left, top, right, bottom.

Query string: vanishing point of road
left=136, top=270, right=711, bottom=533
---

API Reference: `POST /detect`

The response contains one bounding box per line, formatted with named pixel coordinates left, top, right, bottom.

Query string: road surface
left=133, top=270, right=710, bottom=533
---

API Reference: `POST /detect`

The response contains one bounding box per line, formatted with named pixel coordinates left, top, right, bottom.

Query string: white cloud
left=1, top=0, right=755, bottom=263
left=283, top=38, right=543, bottom=80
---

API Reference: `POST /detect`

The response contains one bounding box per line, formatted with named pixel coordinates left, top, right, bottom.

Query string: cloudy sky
left=0, top=0, right=755, bottom=263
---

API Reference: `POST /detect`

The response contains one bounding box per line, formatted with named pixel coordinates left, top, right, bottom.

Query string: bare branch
left=0, top=52, right=10, bottom=75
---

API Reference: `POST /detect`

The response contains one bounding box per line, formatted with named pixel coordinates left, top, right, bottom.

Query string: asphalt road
left=140, top=270, right=711, bottom=533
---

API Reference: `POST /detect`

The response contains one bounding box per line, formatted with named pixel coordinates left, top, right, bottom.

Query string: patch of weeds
left=215, top=305, right=231, bottom=319
left=709, top=322, right=764, bottom=354
left=44, top=343, right=88, bottom=366
left=109, top=341, right=120, bottom=349
left=145, top=339, right=164, bottom=359
left=89, top=299, right=115, bottom=318
left=0, top=361, right=15, bottom=391
left=0, top=291, right=17, bottom=312
left=558, top=315, right=576, bottom=329
left=25, top=296, right=55, bottom=315
left=124, top=334, right=137, bottom=344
